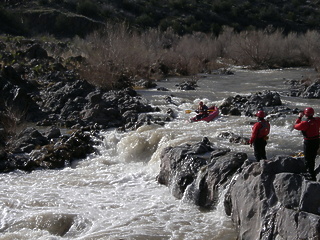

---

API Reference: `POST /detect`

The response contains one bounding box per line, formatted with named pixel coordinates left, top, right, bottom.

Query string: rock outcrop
left=0, top=127, right=96, bottom=172
left=218, top=90, right=285, bottom=116
left=157, top=138, right=320, bottom=240
left=286, top=78, right=320, bottom=98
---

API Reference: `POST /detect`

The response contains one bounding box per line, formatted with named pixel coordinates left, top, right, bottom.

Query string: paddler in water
left=195, top=101, right=209, bottom=120
left=249, top=110, right=271, bottom=161
left=293, top=107, right=320, bottom=181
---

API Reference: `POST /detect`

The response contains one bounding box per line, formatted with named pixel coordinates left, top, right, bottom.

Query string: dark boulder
left=0, top=66, right=45, bottom=121
left=25, top=44, right=48, bottom=59
left=10, top=127, right=49, bottom=153
left=219, top=90, right=283, bottom=116
left=176, top=80, right=198, bottom=90
left=302, top=81, right=320, bottom=98
left=0, top=128, right=95, bottom=173
left=45, top=126, right=61, bottom=140
left=218, top=131, right=250, bottom=145
left=157, top=137, right=245, bottom=204
left=286, top=78, right=320, bottom=99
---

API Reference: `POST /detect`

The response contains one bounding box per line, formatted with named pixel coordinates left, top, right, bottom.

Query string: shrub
left=73, top=23, right=320, bottom=89
left=51, top=0, right=64, bottom=4
left=73, top=24, right=223, bottom=89
left=76, top=0, right=100, bottom=19
left=135, top=14, right=154, bottom=29
left=39, top=0, right=49, bottom=5
left=300, top=30, right=320, bottom=69
left=0, top=7, right=27, bottom=35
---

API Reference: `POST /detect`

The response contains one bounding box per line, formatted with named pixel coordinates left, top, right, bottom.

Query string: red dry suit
left=294, top=117, right=320, bottom=140
left=249, top=119, right=270, bottom=144
left=294, top=116, right=320, bottom=180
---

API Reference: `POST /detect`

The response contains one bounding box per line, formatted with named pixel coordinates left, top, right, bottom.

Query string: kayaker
left=293, top=107, right=320, bottom=181
left=249, top=110, right=271, bottom=161
left=195, top=101, right=208, bottom=120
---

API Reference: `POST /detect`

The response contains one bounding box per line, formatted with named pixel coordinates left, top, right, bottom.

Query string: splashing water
left=0, top=67, right=318, bottom=239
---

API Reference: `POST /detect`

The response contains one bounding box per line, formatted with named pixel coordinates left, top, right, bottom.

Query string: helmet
left=199, top=101, right=203, bottom=105
left=304, top=107, right=314, bottom=117
left=256, top=111, right=265, bottom=118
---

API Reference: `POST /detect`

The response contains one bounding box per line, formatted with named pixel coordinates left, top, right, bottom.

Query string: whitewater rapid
left=0, top=67, right=318, bottom=239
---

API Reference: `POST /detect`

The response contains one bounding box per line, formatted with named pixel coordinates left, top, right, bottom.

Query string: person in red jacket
left=294, top=107, right=320, bottom=181
left=249, top=110, right=271, bottom=161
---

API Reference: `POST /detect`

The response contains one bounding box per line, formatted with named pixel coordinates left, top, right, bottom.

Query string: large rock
left=302, top=81, right=320, bottom=98
left=157, top=137, right=246, bottom=206
left=219, top=90, right=283, bottom=116
left=157, top=139, right=320, bottom=240
left=287, top=78, right=320, bottom=99
left=226, top=156, right=320, bottom=240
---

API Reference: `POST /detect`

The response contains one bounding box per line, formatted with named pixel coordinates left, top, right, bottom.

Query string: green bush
left=51, top=0, right=64, bottom=4
left=135, top=14, right=154, bottom=28
left=76, top=0, right=100, bottom=19
left=213, top=0, right=232, bottom=13
left=0, top=7, right=27, bottom=35
left=38, top=0, right=49, bottom=5
left=259, top=6, right=280, bottom=21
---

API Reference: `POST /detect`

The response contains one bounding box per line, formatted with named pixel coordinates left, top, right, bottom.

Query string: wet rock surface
left=0, top=128, right=95, bottom=172
left=157, top=138, right=320, bottom=240
left=286, top=77, right=320, bottom=98
left=218, top=90, right=284, bottom=116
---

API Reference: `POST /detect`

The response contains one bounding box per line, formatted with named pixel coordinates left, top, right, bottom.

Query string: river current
left=0, top=67, right=319, bottom=240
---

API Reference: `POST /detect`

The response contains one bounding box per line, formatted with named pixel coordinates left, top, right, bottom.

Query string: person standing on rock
left=249, top=110, right=271, bottom=161
left=294, top=107, right=320, bottom=181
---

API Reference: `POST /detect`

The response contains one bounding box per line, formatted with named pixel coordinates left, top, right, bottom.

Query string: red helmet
left=304, top=107, right=314, bottom=117
left=256, top=111, right=265, bottom=118
left=199, top=101, right=203, bottom=105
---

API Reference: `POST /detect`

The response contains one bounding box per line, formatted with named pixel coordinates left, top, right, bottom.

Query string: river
left=0, top=67, right=318, bottom=240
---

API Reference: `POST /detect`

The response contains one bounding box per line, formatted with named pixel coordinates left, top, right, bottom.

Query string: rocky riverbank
left=0, top=39, right=173, bottom=172
left=157, top=138, right=320, bottom=240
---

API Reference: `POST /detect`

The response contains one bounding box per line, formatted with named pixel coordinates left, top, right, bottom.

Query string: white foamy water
left=0, top=68, right=318, bottom=239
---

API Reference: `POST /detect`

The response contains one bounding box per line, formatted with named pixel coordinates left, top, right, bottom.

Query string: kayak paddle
left=185, top=109, right=217, bottom=114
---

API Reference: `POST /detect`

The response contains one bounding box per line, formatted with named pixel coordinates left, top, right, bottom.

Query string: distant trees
left=3, top=0, right=320, bottom=38
left=76, top=0, right=101, bottom=19
left=0, top=6, right=26, bottom=35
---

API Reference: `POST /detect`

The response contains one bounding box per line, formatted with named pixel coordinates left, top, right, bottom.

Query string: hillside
left=1, top=0, right=320, bottom=38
